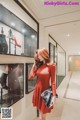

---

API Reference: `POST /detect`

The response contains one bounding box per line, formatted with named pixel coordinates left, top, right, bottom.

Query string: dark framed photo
left=49, top=42, right=55, bottom=63
left=0, top=4, right=38, bottom=57
left=0, top=63, right=24, bottom=112
left=25, top=63, right=37, bottom=94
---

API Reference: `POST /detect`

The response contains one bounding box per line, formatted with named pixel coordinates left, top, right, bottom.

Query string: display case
left=0, top=4, right=38, bottom=57
left=0, top=63, right=24, bottom=112
left=25, top=63, right=37, bottom=94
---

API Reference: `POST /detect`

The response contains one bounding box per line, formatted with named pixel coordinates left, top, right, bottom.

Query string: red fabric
left=14, top=37, right=21, bottom=47
left=29, top=64, right=56, bottom=114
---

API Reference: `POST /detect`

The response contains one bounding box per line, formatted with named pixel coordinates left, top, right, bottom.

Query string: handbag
left=41, top=86, right=58, bottom=108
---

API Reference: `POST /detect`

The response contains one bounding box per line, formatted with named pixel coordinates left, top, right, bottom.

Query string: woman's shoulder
left=47, top=63, right=56, bottom=67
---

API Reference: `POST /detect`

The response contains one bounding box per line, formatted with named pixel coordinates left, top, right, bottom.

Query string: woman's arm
left=50, top=64, right=56, bottom=96
left=29, top=64, right=37, bottom=80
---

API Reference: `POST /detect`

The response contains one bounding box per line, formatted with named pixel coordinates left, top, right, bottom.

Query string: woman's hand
left=49, top=96, right=56, bottom=108
left=33, top=60, right=38, bottom=71
left=52, top=96, right=56, bottom=104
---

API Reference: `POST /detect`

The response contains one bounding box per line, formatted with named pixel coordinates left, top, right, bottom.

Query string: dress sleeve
left=29, top=64, right=37, bottom=80
left=50, top=64, right=56, bottom=96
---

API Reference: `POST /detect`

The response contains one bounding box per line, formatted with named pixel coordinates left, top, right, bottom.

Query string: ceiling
left=47, top=21, right=80, bottom=54
left=21, top=0, right=80, bottom=55
left=22, top=0, right=80, bottom=20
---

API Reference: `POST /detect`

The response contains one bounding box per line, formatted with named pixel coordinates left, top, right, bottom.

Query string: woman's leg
left=39, top=111, right=46, bottom=120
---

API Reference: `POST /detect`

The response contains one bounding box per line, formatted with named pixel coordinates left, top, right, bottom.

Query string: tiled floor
left=33, top=71, right=80, bottom=120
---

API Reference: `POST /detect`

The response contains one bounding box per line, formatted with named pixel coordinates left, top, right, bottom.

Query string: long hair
left=35, top=48, right=50, bottom=63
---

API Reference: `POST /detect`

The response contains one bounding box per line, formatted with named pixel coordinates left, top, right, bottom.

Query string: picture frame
left=25, top=63, right=37, bottom=94
left=0, top=63, right=24, bottom=112
left=0, top=4, right=38, bottom=57
left=49, top=42, right=55, bottom=63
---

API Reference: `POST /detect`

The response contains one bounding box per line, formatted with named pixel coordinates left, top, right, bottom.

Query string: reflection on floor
left=57, top=76, right=65, bottom=88
left=33, top=71, right=80, bottom=120
left=65, top=72, right=80, bottom=101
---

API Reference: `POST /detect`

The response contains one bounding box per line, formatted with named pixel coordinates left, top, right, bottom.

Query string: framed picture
left=0, top=4, right=38, bottom=57
left=25, top=63, right=37, bottom=94
left=49, top=42, right=55, bottom=63
left=0, top=63, right=24, bottom=112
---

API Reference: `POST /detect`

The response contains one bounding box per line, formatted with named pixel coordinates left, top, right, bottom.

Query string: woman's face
left=38, top=54, right=44, bottom=61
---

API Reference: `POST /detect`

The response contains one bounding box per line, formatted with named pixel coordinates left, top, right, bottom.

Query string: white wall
left=69, top=56, right=80, bottom=71
left=39, top=23, right=48, bottom=49
left=49, top=36, right=56, bottom=46
left=66, top=53, right=69, bottom=74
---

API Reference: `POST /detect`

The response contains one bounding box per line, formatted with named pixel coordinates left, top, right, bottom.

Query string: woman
left=29, top=48, right=56, bottom=120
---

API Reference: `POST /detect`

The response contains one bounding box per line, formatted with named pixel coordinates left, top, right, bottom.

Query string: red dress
left=29, top=64, right=56, bottom=114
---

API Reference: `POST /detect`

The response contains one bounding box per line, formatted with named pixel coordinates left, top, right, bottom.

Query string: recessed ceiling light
left=66, top=34, right=70, bottom=37
left=22, top=29, right=26, bottom=33
left=31, top=35, right=35, bottom=38
left=11, top=22, right=15, bottom=27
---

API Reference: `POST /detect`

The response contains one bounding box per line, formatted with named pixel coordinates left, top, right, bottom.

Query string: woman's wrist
left=54, top=96, right=56, bottom=98
left=33, top=63, right=37, bottom=71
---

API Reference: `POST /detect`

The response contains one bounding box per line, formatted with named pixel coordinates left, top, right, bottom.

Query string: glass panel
left=25, top=63, right=37, bottom=93
left=0, top=64, right=24, bottom=112
left=0, top=4, right=38, bottom=57
left=57, top=45, right=66, bottom=88
left=49, top=42, right=56, bottom=63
